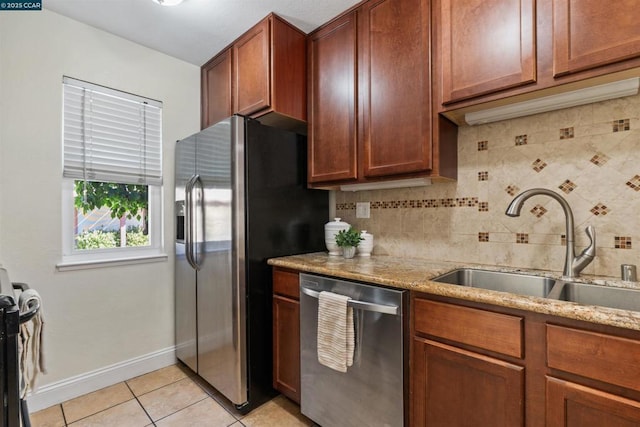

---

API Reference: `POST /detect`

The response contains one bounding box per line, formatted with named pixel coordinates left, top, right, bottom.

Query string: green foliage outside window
left=76, top=227, right=149, bottom=250
left=74, top=181, right=148, bottom=220
left=73, top=180, right=150, bottom=250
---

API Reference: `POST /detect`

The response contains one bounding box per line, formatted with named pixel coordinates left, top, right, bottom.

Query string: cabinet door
left=360, top=0, right=432, bottom=178
left=546, top=377, right=640, bottom=426
left=411, top=338, right=524, bottom=426
left=201, top=49, right=232, bottom=129
left=437, top=0, right=536, bottom=104
left=307, top=12, right=358, bottom=183
left=234, top=18, right=270, bottom=116
left=552, top=0, right=640, bottom=77
left=272, top=294, right=300, bottom=403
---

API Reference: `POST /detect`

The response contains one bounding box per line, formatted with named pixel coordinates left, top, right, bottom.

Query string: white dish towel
left=317, top=291, right=354, bottom=373
left=18, top=288, right=47, bottom=399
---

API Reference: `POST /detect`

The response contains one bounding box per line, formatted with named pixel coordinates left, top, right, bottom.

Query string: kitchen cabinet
left=307, top=0, right=457, bottom=188
left=435, top=0, right=640, bottom=115
left=411, top=292, right=640, bottom=426
left=546, top=378, right=640, bottom=426
left=201, top=49, right=232, bottom=130
left=435, top=0, right=536, bottom=105
left=546, top=324, right=640, bottom=426
left=411, top=298, right=525, bottom=426
left=307, top=11, right=358, bottom=183
left=552, top=0, right=640, bottom=78
left=201, top=14, right=306, bottom=130
left=272, top=268, right=301, bottom=403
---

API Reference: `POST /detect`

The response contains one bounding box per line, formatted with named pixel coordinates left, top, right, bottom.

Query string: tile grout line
left=59, top=403, right=69, bottom=427
left=187, top=373, right=245, bottom=421
left=124, top=381, right=156, bottom=426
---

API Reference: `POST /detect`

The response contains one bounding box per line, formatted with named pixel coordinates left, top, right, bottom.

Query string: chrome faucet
left=505, top=188, right=596, bottom=278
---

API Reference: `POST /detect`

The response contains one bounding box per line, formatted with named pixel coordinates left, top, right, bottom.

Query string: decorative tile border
left=336, top=197, right=480, bottom=211
left=515, top=134, right=528, bottom=146
left=560, top=127, right=574, bottom=139
left=613, top=118, right=630, bottom=132
left=615, top=236, right=632, bottom=249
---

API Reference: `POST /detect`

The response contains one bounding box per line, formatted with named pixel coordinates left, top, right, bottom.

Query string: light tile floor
left=30, top=364, right=315, bottom=427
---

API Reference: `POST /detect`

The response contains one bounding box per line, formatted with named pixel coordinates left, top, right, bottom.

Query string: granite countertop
left=268, top=252, right=640, bottom=332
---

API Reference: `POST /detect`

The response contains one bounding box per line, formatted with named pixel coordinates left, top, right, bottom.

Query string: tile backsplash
left=335, top=93, right=640, bottom=278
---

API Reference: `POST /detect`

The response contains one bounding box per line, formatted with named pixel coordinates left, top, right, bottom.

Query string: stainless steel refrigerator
left=175, top=115, right=327, bottom=411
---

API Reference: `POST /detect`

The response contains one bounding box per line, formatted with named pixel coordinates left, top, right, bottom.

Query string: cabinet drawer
left=414, top=299, right=523, bottom=358
left=273, top=268, right=300, bottom=300
left=547, top=324, right=640, bottom=393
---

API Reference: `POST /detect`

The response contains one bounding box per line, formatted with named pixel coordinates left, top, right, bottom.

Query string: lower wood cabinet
left=411, top=297, right=525, bottom=426
left=546, top=377, right=640, bottom=426
left=412, top=338, right=524, bottom=426
left=272, top=268, right=301, bottom=403
left=411, top=293, right=640, bottom=426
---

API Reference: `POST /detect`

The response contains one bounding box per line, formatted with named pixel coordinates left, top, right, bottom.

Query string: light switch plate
left=356, top=202, right=370, bottom=218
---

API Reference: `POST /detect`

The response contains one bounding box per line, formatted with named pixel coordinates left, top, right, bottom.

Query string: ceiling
left=45, top=0, right=361, bottom=66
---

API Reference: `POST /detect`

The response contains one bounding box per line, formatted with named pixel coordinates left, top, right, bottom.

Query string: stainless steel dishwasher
left=299, top=273, right=407, bottom=427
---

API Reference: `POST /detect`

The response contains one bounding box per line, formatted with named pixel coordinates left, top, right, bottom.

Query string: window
left=59, top=77, right=165, bottom=269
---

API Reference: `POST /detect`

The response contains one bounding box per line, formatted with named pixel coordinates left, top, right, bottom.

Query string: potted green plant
left=335, top=227, right=364, bottom=259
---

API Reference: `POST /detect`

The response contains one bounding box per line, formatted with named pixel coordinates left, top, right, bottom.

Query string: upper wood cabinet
left=307, top=0, right=457, bottom=188
left=436, top=0, right=536, bottom=105
left=201, top=49, right=232, bottom=130
left=435, top=0, right=640, bottom=114
left=234, top=19, right=271, bottom=116
left=359, top=0, right=434, bottom=178
left=201, top=14, right=306, bottom=130
left=552, top=0, right=640, bottom=77
left=307, top=12, right=358, bottom=183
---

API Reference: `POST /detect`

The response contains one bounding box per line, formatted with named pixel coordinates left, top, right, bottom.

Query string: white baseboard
left=26, top=346, right=177, bottom=412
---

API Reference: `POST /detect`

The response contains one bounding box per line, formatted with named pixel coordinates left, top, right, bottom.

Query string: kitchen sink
left=433, top=268, right=640, bottom=312
left=554, top=281, right=640, bottom=312
left=432, top=268, right=556, bottom=298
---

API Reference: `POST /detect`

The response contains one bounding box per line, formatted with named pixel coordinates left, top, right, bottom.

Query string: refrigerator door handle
left=184, top=174, right=200, bottom=271
left=192, top=175, right=204, bottom=269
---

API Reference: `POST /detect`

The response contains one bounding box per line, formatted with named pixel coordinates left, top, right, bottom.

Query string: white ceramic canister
left=357, top=230, right=374, bottom=256
left=324, top=218, right=350, bottom=256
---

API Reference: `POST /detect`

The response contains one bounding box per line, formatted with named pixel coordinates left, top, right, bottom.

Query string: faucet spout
left=505, top=188, right=595, bottom=278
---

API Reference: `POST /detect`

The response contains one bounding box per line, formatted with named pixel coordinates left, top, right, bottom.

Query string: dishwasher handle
left=300, top=286, right=398, bottom=315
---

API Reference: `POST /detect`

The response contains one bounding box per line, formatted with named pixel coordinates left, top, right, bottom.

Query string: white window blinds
left=63, top=76, right=163, bottom=185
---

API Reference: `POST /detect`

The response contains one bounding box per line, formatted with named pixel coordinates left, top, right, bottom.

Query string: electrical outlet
left=356, top=202, right=370, bottom=218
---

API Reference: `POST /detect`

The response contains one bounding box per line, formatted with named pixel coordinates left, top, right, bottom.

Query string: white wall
left=0, top=9, right=199, bottom=401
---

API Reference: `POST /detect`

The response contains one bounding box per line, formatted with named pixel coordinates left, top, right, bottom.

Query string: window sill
left=56, top=253, right=168, bottom=272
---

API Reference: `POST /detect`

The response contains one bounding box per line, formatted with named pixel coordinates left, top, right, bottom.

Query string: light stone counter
left=268, top=253, right=640, bottom=332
